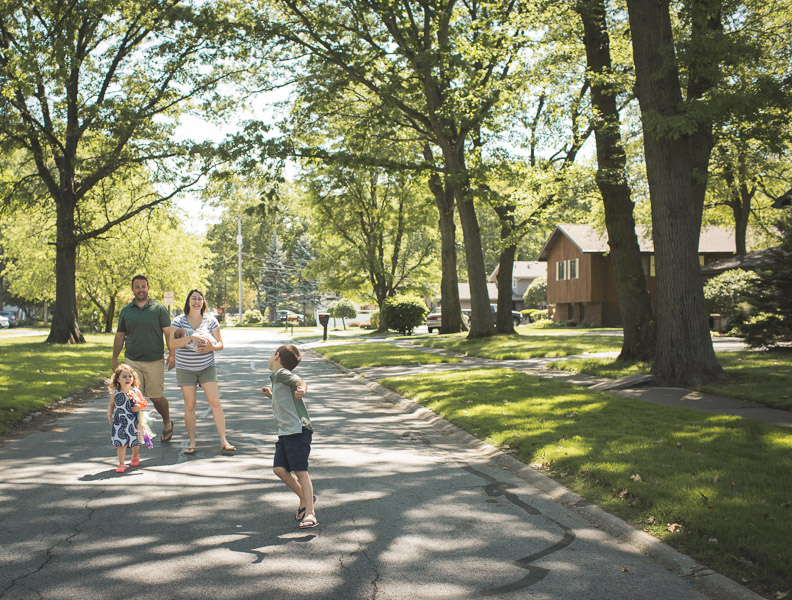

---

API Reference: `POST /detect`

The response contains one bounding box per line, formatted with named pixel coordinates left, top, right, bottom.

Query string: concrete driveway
left=0, top=329, right=757, bottom=599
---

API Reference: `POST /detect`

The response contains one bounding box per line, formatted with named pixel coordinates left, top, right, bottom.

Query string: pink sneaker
left=115, top=465, right=126, bottom=473
left=130, top=458, right=140, bottom=467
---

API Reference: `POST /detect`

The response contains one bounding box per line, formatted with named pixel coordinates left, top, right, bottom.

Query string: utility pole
left=237, top=216, right=243, bottom=323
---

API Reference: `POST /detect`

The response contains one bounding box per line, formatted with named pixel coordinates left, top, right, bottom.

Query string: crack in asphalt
left=461, top=466, right=576, bottom=598
left=0, top=488, right=106, bottom=599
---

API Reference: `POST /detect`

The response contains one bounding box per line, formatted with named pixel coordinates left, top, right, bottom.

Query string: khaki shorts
left=176, top=366, right=218, bottom=387
left=125, top=359, right=165, bottom=399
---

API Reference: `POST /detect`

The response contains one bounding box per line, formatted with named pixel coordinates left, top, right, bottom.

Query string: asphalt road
left=0, top=328, right=749, bottom=600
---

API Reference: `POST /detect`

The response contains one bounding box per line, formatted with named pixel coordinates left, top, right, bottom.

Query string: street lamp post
left=237, top=217, right=243, bottom=324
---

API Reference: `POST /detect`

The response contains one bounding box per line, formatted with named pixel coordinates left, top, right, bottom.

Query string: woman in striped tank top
left=168, top=289, right=235, bottom=454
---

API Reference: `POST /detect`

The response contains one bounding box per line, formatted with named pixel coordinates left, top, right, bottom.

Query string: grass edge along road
left=313, top=343, right=791, bottom=599
left=0, top=334, right=114, bottom=435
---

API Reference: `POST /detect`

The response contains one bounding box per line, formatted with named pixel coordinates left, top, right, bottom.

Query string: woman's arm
left=197, top=326, right=223, bottom=353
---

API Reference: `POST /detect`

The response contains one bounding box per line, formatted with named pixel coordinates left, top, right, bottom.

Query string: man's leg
left=150, top=396, right=172, bottom=440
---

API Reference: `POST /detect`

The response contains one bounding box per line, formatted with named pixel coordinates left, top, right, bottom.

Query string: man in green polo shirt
left=112, top=275, right=174, bottom=442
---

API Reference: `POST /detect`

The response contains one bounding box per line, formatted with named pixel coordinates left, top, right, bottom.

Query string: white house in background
left=487, top=261, right=546, bottom=310
left=434, top=261, right=545, bottom=311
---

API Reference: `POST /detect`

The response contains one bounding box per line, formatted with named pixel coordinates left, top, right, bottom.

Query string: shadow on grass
left=379, top=368, right=792, bottom=596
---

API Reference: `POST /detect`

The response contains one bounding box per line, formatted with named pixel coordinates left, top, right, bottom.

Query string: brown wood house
left=536, top=224, right=736, bottom=326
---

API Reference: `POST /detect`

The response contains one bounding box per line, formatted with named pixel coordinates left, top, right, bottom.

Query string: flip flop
left=220, top=444, right=236, bottom=452
left=183, top=447, right=197, bottom=455
left=296, top=496, right=317, bottom=521
left=115, top=465, right=126, bottom=473
left=130, top=458, right=140, bottom=467
left=299, top=515, right=318, bottom=529
left=161, top=422, right=174, bottom=442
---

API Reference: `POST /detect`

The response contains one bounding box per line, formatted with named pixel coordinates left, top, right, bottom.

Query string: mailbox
left=318, top=313, right=330, bottom=326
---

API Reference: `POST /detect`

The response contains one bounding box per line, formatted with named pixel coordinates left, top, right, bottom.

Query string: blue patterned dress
left=111, top=389, right=140, bottom=447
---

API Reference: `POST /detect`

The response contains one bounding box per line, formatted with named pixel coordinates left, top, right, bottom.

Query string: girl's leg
left=131, top=445, right=140, bottom=460
left=201, top=381, right=230, bottom=447
left=181, top=385, right=198, bottom=448
left=116, top=445, right=127, bottom=466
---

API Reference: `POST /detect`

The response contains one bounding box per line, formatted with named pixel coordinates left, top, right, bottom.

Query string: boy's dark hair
left=277, top=344, right=301, bottom=371
left=131, top=274, right=149, bottom=287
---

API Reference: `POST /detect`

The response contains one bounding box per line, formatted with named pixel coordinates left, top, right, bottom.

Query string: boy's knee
left=273, top=466, right=287, bottom=477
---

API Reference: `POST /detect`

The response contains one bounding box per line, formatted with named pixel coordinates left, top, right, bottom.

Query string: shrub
left=523, top=275, right=547, bottom=307
left=330, top=298, right=357, bottom=330
left=370, top=311, right=380, bottom=330
left=242, top=308, right=263, bottom=324
left=703, top=269, right=760, bottom=318
left=381, top=295, right=427, bottom=335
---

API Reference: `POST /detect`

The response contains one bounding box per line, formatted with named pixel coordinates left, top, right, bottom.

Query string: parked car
left=0, top=311, right=16, bottom=328
left=463, top=305, right=523, bottom=327
left=276, top=310, right=303, bottom=322
left=426, top=307, right=469, bottom=333
left=0, top=314, right=9, bottom=329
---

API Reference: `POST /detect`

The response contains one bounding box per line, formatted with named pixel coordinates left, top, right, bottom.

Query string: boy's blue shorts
left=273, top=427, right=313, bottom=472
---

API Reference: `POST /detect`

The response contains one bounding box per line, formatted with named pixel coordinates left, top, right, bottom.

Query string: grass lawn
left=378, top=368, right=792, bottom=597
left=547, top=350, right=792, bottom=411
left=414, top=332, right=623, bottom=359
left=317, top=342, right=463, bottom=369
left=0, top=334, right=114, bottom=435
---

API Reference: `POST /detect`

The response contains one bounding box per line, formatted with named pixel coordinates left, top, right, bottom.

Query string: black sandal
left=295, top=496, right=316, bottom=521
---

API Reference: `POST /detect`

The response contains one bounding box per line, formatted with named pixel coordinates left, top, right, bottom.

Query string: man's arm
left=112, top=332, right=125, bottom=370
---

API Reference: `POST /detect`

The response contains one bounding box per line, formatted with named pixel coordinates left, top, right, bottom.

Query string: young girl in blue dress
left=107, top=364, right=145, bottom=473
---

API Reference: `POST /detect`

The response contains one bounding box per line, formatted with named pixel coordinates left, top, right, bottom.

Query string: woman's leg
left=181, top=385, right=198, bottom=448
left=201, top=381, right=230, bottom=447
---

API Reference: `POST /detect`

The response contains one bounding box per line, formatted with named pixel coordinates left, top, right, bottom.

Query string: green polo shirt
left=117, top=298, right=171, bottom=362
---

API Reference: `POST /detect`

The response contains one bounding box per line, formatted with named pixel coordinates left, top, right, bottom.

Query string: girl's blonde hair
left=108, top=365, right=140, bottom=392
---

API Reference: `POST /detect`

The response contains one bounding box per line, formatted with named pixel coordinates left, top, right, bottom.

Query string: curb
left=308, top=349, right=767, bottom=600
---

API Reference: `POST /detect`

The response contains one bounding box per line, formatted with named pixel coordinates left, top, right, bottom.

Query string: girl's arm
left=107, top=395, right=114, bottom=425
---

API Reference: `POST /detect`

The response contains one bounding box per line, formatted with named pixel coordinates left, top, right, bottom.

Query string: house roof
left=700, top=246, right=777, bottom=276
left=488, top=261, right=545, bottom=282
left=537, top=223, right=735, bottom=261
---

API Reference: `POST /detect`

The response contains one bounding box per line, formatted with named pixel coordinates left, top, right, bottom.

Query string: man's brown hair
left=277, top=344, right=302, bottom=371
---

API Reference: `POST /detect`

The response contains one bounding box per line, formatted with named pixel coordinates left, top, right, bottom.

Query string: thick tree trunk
left=453, top=184, right=495, bottom=338
left=438, top=143, right=494, bottom=338
left=47, top=203, right=85, bottom=343
left=626, top=0, right=722, bottom=385
left=425, top=145, right=466, bottom=333
left=577, top=0, right=655, bottom=361
left=495, top=243, right=516, bottom=334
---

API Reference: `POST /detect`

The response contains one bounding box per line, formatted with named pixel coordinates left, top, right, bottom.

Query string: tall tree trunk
left=687, top=0, right=723, bottom=232
left=451, top=178, right=495, bottom=338
left=577, top=0, right=655, bottom=361
left=104, top=295, right=116, bottom=333
left=425, top=144, right=465, bottom=333
left=495, top=242, right=517, bottom=334
left=493, top=204, right=517, bottom=334
left=626, top=0, right=722, bottom=386
left=47, top=201, right=84, bottom=344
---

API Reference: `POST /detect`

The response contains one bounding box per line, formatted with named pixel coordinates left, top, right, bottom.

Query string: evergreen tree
left=737, top=213, right=792, bottom=348
left=255, top=233, right=290, bottom=320
left=291, top=236, right=319, bottom=318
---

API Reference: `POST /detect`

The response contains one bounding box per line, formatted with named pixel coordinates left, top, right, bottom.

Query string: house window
left=699, top=255, right=705, bottom=266
left=643, top=255, right=656, bottom=277
left=555, top=259, right=579, bottom=281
